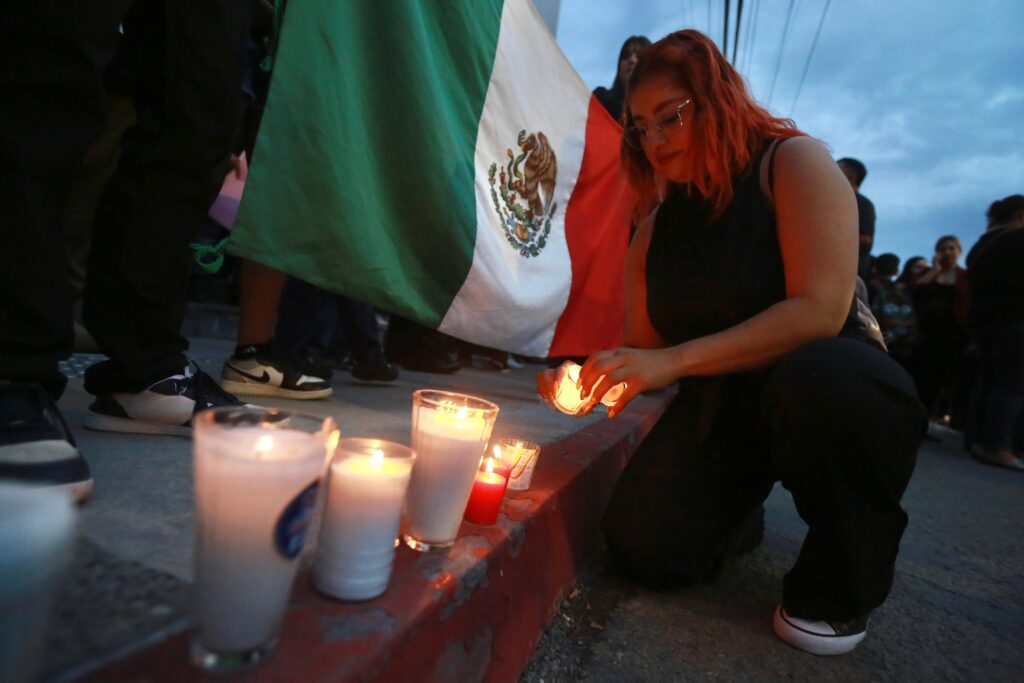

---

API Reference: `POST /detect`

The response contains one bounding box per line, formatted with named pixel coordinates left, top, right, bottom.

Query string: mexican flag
left=231, top=0, right=630, bottom=357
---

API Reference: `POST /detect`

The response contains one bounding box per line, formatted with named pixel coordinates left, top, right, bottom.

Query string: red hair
left=622, top=30, right=806, bottom=220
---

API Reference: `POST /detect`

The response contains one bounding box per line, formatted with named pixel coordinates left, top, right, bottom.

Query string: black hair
left=611, top=36, right=652, bottom=95
left=986, top=194, right=1024, bottom=227
left=837, top=157, right=867, bottom=185
left=896, top=256, right=927, bottom=284
left=935, top=235, right=961, bottom=252
left=874, top=253, right=900, bottom=278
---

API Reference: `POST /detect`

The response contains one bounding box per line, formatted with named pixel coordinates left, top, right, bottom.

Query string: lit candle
left=463, top=458, right=508, bottom=526
left=552, top=363, right=626, bottom=415
left=497, top=438, right=542, bottom=491
left=404, top=391, right=499, bottom=551
left=192, top=414, right=333, bottom=666
left=313, top=439, right=414, bottom=601
left=490, top=444, right=518, bottom=480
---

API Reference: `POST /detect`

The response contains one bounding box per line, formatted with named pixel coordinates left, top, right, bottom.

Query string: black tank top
left=647, top=141, right=784, bottom=344
left=646, top=139, right=878, bottom=348
left=644, top=140, right=880, bottom=463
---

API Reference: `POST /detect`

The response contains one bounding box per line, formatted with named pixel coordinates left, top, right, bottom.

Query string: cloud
left=985, top=86, right=1024, bottom=110
left=554, top=0, right=1024, bottom=259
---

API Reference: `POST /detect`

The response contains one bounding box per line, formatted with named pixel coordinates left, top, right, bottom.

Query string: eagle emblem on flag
left=487, top=129, right=558, bottom=258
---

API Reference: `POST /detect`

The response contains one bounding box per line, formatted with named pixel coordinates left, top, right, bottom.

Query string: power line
left=789, top=0, right=832, bottom=116
left=723, top=0, right=731, bottom=58
left=767, top=0, right=798, bottom=107
left=731, top=0, right=745, bottom=65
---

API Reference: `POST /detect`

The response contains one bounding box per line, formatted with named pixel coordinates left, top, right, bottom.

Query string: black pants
left=603, top=338, right=926, bottom=621
left=968, top=322, right=1024, bottom=452
left=0, top=0, right=252, bottom=398
left=275, top=277, right=384, bottom=365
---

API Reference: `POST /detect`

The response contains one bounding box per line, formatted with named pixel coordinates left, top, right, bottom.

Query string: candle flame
left=456, top=405, right=468, bottom=420
left=370, top=448, right=384, bottom=466
left=255, top=434, right=274, bottom=452
left=485, top=457, right=495, bottom=475
left=493, top=445, right=501, bottom=459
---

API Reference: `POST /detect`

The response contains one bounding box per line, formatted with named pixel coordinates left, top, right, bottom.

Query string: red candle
left=463, top=458, right=508, bottom=525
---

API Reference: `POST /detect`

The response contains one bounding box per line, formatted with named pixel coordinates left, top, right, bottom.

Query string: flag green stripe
left=231, top=0, right=505, bottom=325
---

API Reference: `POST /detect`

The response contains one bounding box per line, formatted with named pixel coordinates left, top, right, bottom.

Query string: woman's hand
left=577, top=347, right=681, bottom=418
left=535, top=361, right=576, bottom=412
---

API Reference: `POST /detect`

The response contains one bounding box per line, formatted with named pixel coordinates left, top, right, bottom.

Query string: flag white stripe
left=438, top=0, right=592, bottom=356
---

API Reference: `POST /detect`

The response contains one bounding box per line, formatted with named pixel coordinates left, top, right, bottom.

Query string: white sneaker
left=773, top=605, right=869, bottom=656
left=84, top=365, right=248, bottom=437
left=221, top=348, right=332, bottom=400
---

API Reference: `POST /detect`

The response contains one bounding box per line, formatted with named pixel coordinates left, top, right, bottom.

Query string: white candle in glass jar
left=552, top=364, right=626, bottom=415
left=194, top=426, right=326, bottom=653
left=405, top=405, right=490, bottom=546
left=313, top=441, right=414, bottom=601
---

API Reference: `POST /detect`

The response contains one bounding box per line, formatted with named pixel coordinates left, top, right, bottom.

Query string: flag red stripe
left=548, top=97, right=631, bottom=357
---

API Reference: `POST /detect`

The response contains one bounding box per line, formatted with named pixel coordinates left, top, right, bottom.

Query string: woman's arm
left=623, top=213, right=666, bottom=349
left=913, top=261, right=942, bottom=286
left=579, top=137, right=858, bottom=413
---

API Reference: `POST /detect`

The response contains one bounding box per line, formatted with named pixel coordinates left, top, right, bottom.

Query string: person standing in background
left=593, top=36, right=651, bottom=122
left=1, top=0, right=255, bottom=500
left=908, top=235, right=970, bottom=423
left=837, top=158, right=876, bottom=282
left=964, top=195, right=1024, bottom=471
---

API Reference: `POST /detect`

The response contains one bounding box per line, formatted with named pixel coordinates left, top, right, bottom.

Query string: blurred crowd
left=862, top=195, right=1024, bottom=471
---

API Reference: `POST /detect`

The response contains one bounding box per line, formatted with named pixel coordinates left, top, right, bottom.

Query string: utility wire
left=767, top=0, right=797, bottom=107
left=724, top=0, right=731, bottom=58
left=731, top=0, right=745, bottom=65
left=789, top=0, right=831, bottom=116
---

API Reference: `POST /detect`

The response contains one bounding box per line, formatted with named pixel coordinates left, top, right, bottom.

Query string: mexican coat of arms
left=488, top=129, right=558, bottom=258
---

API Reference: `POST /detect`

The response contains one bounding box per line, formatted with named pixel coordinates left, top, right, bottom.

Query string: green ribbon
left=190, top=237, right=231, bottom=274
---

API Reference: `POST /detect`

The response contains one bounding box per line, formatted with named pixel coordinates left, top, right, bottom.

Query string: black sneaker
left=0, top=383, right=93, bottom=503
left=773, top=605, right=869, bottom=655
left=221, top=346, right=332, bottom=400
left=84, top=364, right=248, bottom=437
left=351, top=359, right=399, bottom=383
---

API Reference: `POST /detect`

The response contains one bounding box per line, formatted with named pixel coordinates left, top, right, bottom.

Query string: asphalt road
left=521, top=425, right=1024, bottom=682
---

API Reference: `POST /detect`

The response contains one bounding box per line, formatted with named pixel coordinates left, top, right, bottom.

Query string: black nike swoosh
left=227, top=364, right=271, bottom=383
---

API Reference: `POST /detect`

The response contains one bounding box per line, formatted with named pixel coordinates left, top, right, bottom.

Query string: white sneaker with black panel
left=0, top=383, right=93, bottom=503
left=84, top=364, right=249, bottom=437
left=221, top=346, right=332, bottom=400
left=773, top=605, right=869, bottom=655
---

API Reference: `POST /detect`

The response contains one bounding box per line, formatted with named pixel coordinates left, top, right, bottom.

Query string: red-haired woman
left=537, top=31, right=925, bottom=656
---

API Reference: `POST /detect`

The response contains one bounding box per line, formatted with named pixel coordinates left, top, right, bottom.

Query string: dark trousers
left=907, top=325, right=970, bottom=419
left=969, top=322, right=1024, bottom=452
left=0, top=0, right=252, bottom=398
left=275, top=278, right=383, bottom=364
left=603, top=338, right=926, bottom=621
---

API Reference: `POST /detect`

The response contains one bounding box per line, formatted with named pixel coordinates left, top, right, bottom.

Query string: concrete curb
left=84, top=390, right=673, bottom=683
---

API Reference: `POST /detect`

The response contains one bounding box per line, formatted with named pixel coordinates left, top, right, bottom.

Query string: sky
left=553, top=0, right=1024, bottom=266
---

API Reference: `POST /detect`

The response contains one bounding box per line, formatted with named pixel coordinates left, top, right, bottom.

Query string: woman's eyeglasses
left=623, top=99, right=693, bottom=150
